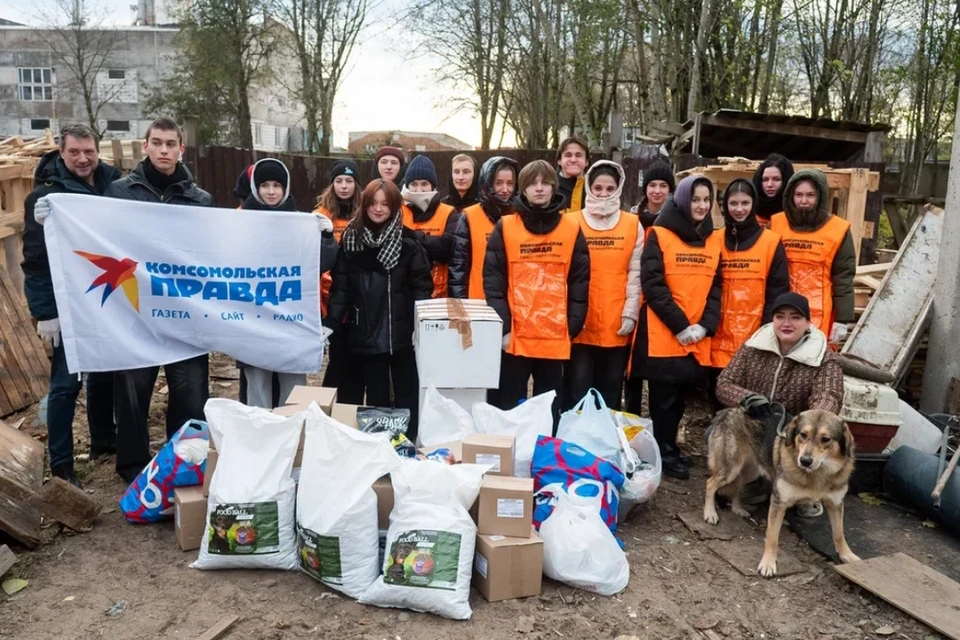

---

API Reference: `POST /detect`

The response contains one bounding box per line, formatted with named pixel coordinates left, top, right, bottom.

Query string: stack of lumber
left=0, top=130, right=56, bottom=182
left=854, top=262, right=891, bottom=317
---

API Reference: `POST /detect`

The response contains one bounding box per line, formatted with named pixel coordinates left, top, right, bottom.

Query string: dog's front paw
left=757, top=554, right=778, bottom=578
left=703, top=507, right=719, bottom=525
left=839, top=551, right=861, bottom=564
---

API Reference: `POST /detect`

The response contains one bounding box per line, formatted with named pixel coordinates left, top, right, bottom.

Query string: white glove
left=37, top=318, right=61, bottom=348
left=320, top=325, right=334, bottom=346
left=34, top=197, right=52, bottom=226
left=829, top=323, right=848, bottom=344
left=502, top=333, right=511, bottom=351
left=676, top=324, right=707, bottom=346
left=617, top=317, right=636, bottom=336
left=316, top=214, right=333, bottom=235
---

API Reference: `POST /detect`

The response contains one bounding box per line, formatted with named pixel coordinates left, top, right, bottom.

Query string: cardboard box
left=462, top=434, right=515, bottom=476
left=476, top=476, right=534, bottom=538
left=283, top=386, right=337, bottom=414
left=418, top=440, right=463, bottom=463
left=417, top=387, right=488, bottom=419
left=414, top=299, right=502, bottom=389
left=201, top=448, right=218, bottom=497
left=372, top=475, right=394, bottom=529
left=271, top=403, right=308, bottom=417
left=174, top=486, right=208, bottom=551
left=473, top=530, right=543, bottom=601
left=331, top=403, right=361, bottom=428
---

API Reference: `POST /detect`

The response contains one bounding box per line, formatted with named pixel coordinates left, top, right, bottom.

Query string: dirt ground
left=0, top=354, right=945, bottom=640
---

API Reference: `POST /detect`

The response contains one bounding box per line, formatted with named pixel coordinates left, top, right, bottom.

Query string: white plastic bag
left=192, top=399, right=301, bottom=571
left=296, top=405, right=402, bottom=598
left=473, top=390, right=555, bottom=477
left=417, top=386, right=477, bottom=448
left=557, top=389, right=639, bottom=474
left=359, top=460, right=488, bottom=620
left=539, top=479, right=630, bottom=595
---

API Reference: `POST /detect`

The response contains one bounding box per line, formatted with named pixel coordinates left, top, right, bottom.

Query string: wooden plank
left=707, top=539, right=806, bottom=577
left=0, top=266, right=50, bottom=414
left=196, top=615, right=240, bottom=640
left=884, top=202, right=908, bottom=247
left=835, top=553, right=960, bottom=640
left=700, top=113, right=869, bottom=144
left=856, top=262, right=891, bottom=276
left=28, top=477, right=101, bottom=531
left=948, top=377, right=960, bottom=415
left=0, top=544, right=16, bottom=577
left=0, top=421, right=43, bottom=547
left=854, top=275, right=883, bottom=290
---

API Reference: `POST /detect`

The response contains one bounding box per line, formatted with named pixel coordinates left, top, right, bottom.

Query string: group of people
left=23, top=121, right=853, bottom=501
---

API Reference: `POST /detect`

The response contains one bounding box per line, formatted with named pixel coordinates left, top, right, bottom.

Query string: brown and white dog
left=702, top=408, right=861, bottom=577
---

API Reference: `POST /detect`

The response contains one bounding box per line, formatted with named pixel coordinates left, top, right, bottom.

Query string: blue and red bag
left=532, top=435, right=625, bottom=534
left=120, top=420, right=209, bottom=523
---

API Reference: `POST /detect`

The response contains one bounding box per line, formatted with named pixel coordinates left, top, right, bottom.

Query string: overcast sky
left=0, top=0, right=500, bottom=149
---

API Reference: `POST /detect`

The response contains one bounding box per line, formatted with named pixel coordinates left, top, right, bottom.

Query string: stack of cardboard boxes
left=463, top=433, right=544, bottom=602
left=414, top=299, right=503, bottom=419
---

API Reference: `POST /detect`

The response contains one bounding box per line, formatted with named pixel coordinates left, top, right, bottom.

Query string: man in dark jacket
left=484, top=160, right=590, bottom=427
left=21, top=124, right=121, bottom=487
left=105, top=117, right=214, bottom=484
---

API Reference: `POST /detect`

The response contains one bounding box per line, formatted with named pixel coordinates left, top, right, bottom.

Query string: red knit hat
left=374, top=146, right=404, bottom=165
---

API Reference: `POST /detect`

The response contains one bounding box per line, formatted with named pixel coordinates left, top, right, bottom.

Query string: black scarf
left=443, top=179, right=479, bottom=210
left=513, top=193, right=565, bottom=235
left=143, top=158, right=188, bottom=194
left=336, top=198, right=354, bottom=219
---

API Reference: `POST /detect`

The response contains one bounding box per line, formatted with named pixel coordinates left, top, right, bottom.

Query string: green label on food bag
left=206, top=502, right=280, bottom=555
left=296, top=525, right=343, bottom=585
left=383, top=530, right=462, bottom=590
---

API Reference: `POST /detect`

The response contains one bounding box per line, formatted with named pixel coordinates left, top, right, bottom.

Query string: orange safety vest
left=574, top=211, right=639, bottom=347
left=502, top=213, right=581, bottom=360
left=756, top=211, right=779, bottom=229
left=402, top=202, right=455, bottom=298
left=464, top=204, right=497, bottom=300
left=314, top=207, right=351, bottom=317
left=770, top=213, right=850, bottom=334
left=710, top=228, right=781, bottom=368
left=645, top=227, right=722, bottom=366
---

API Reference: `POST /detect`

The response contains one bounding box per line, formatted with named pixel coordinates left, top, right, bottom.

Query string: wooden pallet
left=0, top=265, right=49, bottom=417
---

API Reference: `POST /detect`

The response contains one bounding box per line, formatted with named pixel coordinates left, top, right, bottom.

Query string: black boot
left=51, top=463, right=83, bottom=489
left=89, top=444, right=117, bottom=462
left=661, top=452, right=690, bottom=480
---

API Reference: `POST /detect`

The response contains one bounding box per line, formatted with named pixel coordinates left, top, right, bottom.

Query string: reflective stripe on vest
left=464, top=204, right=496, bottom=300
left=403, top=202, right=455, bottom=298
left=770, top=213, right=850, bottom=334
left=315, top=207, right=351, bottom=317
left=502, top=213, right=581, bottom=359
left=645, top=227, right=722, bottom=366
left=574, top=211, right=639, bottom=347
left=710, top=228, right=781, bottom=368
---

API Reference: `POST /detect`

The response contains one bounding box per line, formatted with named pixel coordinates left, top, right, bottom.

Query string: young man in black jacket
left=22, top=124, right=121, bottom=487
left=105, top=117, right=214, bottom=483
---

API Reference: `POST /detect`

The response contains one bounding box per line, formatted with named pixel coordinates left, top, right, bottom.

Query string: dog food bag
left=357, top=407, right=411, bottom=436
left=359, top=459, right=489, bottom=620
left=191, top=399, right=302, bottom=571
left=296, top=405, right=402, bottom=598
left=472, top=391, right=555, bottom=477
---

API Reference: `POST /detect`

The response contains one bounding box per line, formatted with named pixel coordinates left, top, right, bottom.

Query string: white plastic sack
left=473, top=390, right=556, bottom=477
left=557, top=389, right=639, bottom=474
left=296, top=405, right=402, bottom=598
left=192, top=399, right=301, bottom=571
left=359, top=460, right=488, bottom=620
left=417, top=386, right=477, bottom=448
left=539, top=480, right=629, bottom=595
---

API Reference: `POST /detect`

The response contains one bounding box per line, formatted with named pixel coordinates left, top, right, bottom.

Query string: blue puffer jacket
left=21, top=150, right=122, bottom=321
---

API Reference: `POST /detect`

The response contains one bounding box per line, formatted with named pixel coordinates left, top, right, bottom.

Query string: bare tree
left=405, top=0, right=509, bottom=149
left=44, top=0, right=127, bottom=136
left=273, top=0, right=370, bottom=155
left=687, top=0, right=716, bottom=117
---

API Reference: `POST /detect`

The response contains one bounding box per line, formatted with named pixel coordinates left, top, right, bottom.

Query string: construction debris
left=0, top=419, right=44, bottom=548
left=29, top=477, right=102, bottom=532
left=0, top=545, right=16, bottom=577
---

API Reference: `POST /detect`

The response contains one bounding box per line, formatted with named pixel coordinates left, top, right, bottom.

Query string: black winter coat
left=323, top=227, right=434, bottom=356
left=21, top=150, right=122, bottom=321
left=631, top=195, right=723, bottom=384
left=406, top=195, right=461, bottom=266
left=483, top=194, right=591, bottom=341
left=105, top=160, right=213, bottom=206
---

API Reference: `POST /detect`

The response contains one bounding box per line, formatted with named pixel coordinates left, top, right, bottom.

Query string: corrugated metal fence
left=185, top=145, right=656, bottom=211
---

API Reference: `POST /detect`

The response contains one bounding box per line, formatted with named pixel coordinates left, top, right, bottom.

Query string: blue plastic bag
left=119, top=420, right=209, bottom=523
left=532, top=435, right=625, bottom=534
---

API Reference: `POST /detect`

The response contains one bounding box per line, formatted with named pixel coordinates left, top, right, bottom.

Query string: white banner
left=44, top=193, right=324, bottom=374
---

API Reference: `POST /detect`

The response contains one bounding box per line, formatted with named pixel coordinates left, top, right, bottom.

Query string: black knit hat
left=404, top=155, right=438, bottom=188
left=772, top=292, right=811, bottom=320
left=253, top=158, right=288, bottom=189
left=330, top=159, right=359, bottom=181
left=643, top=160, right=676, bottom=193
